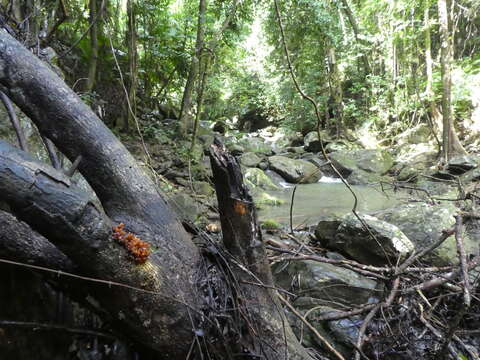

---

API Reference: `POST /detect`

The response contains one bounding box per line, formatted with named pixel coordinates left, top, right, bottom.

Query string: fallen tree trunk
left=0, top=29, right=313, bottom=359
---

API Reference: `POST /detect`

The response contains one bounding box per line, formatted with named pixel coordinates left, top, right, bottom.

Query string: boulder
left=244, top=168, right=280, bottom=191
left=269, top=155, right=322, bottom=183
left=333, top=214, right=414, bottom=265
left=273, top=259, right=379, bottom=307
left=303, top=130, right=331, bottom=152
left=330, top=149, right=394, bottom=177
left=314, top=215, right=343, bottom=247
left=168, top=193, right=204, bottom=222
left=376, top=202, right=478, bottom=265
left=239, top=152, right=263, bottom=168
left=447, top=154, right=478, bottom=175
left=292, top=299, right=362, bottom=352
left=252, top=190, right=284, bottom=210
left=192, top=181, right=214, bottom=196
left=461, top=167, right=480, bottom=184
left=238, top=137, right=273, bottom=155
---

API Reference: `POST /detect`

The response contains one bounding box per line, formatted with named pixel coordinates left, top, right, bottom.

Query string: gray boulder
left=376, top=202, right=478, bottom=265
left=273, top=259, right=379, bottom=307
left=303, top=130, right=331, bottom=152
left=244, top=168, right=280, bottom=191
left=269, top=155, right=322, bottom=183
left=330, top=149, right=394, bottom=177
left=447, top=154, right=479, bottom=175
left=333, top=214, right=414, bottom=265
left=239, top=152, right=263, bottom=168
left=238, top=136, right=273, bottom=155
left=314, top=215, right=343, bottom=247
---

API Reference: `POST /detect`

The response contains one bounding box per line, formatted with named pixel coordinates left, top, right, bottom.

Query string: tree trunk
left=339, top=0, right=371, bottom=75
left=438, top=0, right=466, bottom=161
left=86, top=0, right=98, bottom=92
left=178, top=0, right=207, bottom=136
left=424, top=3, right=443, bottom=152
left=327, top=47, right=344, bottom=137
left=124, top=0, right=138, bottom=132
left=0, top=29, right=312, bottom=359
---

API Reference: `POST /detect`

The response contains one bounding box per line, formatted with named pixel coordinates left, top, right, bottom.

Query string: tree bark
left=86, top=0, right=99, bottom=92
left=327, top=47, right=344, bottom=137
left=0, top=29, right=201, bottom=357
left=209, top=140, right=313, bottom=359
left=438, top=0, right=466, bottom=161
left=124, top=0, right=138, bottom=132
left=339, top=0, right=371, bottom=75
left=178, top=0, right=207, bottom=136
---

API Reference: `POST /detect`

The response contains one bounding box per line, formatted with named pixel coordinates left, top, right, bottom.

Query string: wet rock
left=330, top=149, right=394, bottom=177
left=273, top=259, right=379, bottom=307
left=314, top=215, right=343, bottom=247
left=333, top=213, right=414, bottom=265
left=168, top=193, right=204, bottom=222
left=460, top=167, right=480, bottom=183
left=192, top=181, right=214, bottom=196
left=447, top=154, right=479, bottom=175
left=227, top=143, right=245, bottom=155
left=244, top=168, right=280, bottom=191
left=376, top=202, right=478, bottom=265
left=252, top=190, right=284, bottom=209
left=303, top=130, right=331, bottom=152
left=269, top=155, right=322, bottom=183
left=238, top=136, right=273, bottom=155
left=239, top=152, right=263, bottom=168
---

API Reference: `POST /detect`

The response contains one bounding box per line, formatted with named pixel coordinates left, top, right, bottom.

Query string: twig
left=289, top=185, right=298, bottom=234
left=0, top=320, right=115, bottom=339
left=64, top=154, right=82, bottom=177
left=41, top=134, right=61, bottom=170
left=354, top=277, right=400, bottom=360
left=0, top=91, right=28, bottom=151
left=437, top=215, right=471, bottom=359
left=277, top=293, right=346, bottom=360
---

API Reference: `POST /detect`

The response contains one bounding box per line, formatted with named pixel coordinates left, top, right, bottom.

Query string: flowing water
left=257, top=177, right=402, bottom=227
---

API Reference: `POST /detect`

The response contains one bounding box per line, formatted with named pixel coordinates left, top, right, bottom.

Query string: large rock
left=333, top=214, right=414, bottom=265
left=330, top=149, right=394, bottom=177
left=269, top=155, right=322, bottom=183
left=244, top=168, right=280, bottom=191
left=447, top=155, right=479, bottom=175
left=273, top=259, right=379, bottom=307
left=168, top=193, right=204, bottom=222
left=238, top=136, right=273, bottom=155
left=239, top=152, right=262, bottom=168
left=376, top=202, right=478, bottom=265
left=291, top=299, right=362, bottom=354
left=303, top=130, right=331, bottom=152
left=314, top=215, right=343, bottom=247
left=460, top=167, right=480, bottom=183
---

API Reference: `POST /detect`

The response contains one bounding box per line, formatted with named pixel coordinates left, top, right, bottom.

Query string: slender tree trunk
left=339, top=0, right=371, bottom=75
left=190, top=0, right=239, bottom=151
left=424, top=3, right=443, bottom=151
left=124, top=0, right=138, bottom=132
left=86, top=0, right=99, bottom=92
left=438, top=0, right=466, bottom=161
left=327, top=47, right=344, bottom=137
left=178, top=0, right=207, bottom=136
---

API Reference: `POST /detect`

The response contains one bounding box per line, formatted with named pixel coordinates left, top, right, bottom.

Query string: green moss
left=261, top=219, right=281, bottom=230
left=254, top=192, right=285, bottom=210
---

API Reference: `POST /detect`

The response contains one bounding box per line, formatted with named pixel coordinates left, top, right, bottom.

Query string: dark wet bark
left=210, top=140, right=313, bottom=360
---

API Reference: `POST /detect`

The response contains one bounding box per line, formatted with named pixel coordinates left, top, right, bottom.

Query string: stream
left=258, top=177, right=403, bottom=227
